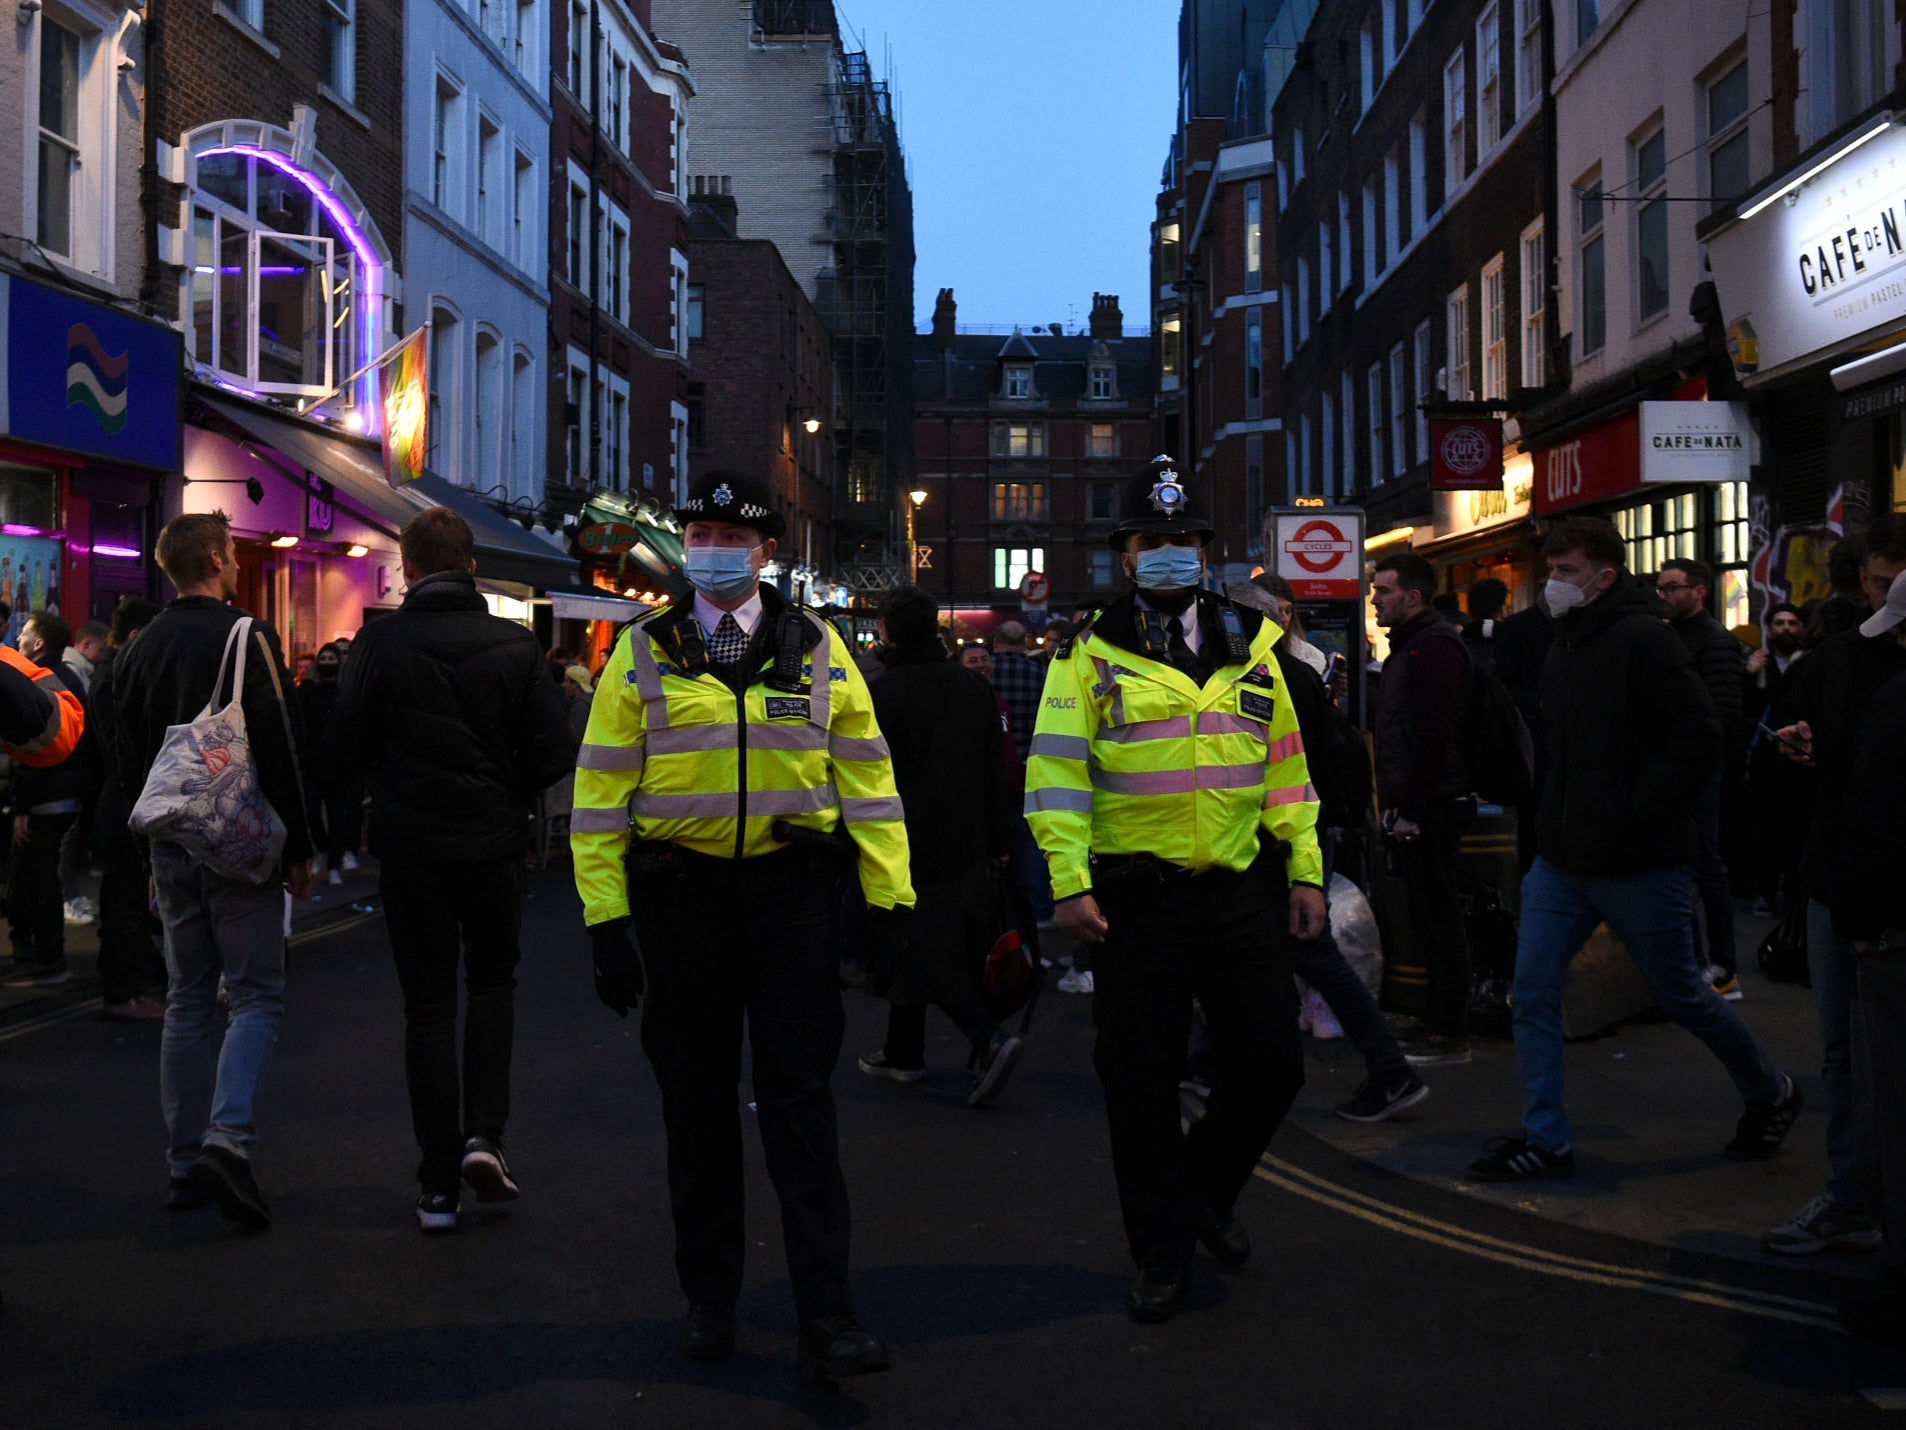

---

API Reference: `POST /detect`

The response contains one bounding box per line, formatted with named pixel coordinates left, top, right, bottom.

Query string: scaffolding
left=821, top=47, right=914, bottom=595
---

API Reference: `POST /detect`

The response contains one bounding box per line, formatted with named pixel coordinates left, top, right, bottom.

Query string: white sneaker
left=340, top=852, right=359, bottom=872
left=63, top=898, right=97, bottom=926
left=1303, top=989, right=1344, bottom=1040
left=1056, top=969, right=1094, bottom=994
left=327, top=868, right=343, bottom=886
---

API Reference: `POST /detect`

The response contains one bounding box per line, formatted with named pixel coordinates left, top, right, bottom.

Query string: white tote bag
left=129, top=616, right=289, bottom=885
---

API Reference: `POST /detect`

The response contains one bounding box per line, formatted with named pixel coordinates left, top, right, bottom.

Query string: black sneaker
left=166, top=1176, right=210, bottom=1211
left=856, top=1049, right=926, bottom=1083
left=460, top=1137, right=521, bottom=1202
left=1725, top=1074, right=1805, bottom=1161
left=797, top=1315, right=891, bottom=1379
left=187, top=1145, right=271, bottom=1230
left=1401, top=1034, right=1472, bottom=1067
left=967, top=1033, right=1025, bottom=1108
left=1335, top=1070, right=1431, bottom=1123
left=1468, top=1134, right=1575, bottom=1182
left=416, top=1190, right=459, bottom=1234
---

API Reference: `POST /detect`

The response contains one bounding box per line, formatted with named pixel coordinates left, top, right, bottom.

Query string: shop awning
left=545, top=587, right=650, bottom=623
left=582, top=497, right=686, bottom=594
left=412, top=471, right=579, bottom=589
left=191, top=393, right=420, bottom=537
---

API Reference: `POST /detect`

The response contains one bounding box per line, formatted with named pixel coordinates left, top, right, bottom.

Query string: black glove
left=861, top=904, right=912, bottom=998
left=590, top=917, right=644, bottom=1017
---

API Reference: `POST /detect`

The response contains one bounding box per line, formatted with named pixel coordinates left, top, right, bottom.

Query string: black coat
left=112, top=596, right=311, bottom=865
left=869, top=637, right=1012, bottom=1006
left=1536, top=574, right=1720, bottom=874
left=1788, top=627, right=1906, bottom=895
left=1829, top=669, right=1906, bottom=940
left=329, top=572, right=575, bottom=864
left=1669, top=609, right=1745, bottom=745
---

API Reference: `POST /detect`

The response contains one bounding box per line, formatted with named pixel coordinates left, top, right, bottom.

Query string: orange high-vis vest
left=0, top=645, right=83, bottom=767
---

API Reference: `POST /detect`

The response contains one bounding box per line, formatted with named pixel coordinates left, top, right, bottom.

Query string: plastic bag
left=1329, top=871, right=1383, bottom=997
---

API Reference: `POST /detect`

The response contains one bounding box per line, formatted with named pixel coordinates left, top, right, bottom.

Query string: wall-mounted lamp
left=803, top=417, right=822, bottom=435
left=187, top=474, right=267, bottom=505
left=333, top=542, right=368, bottom=558
left=18, top=1, right=43, bottom=24
left=908, top=489, right=928, bottom=507
left=268, top=532, right=300, bottom=549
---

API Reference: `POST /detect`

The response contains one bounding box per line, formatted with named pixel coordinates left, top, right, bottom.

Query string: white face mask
left=1544, top=576, right=1590, bottom=614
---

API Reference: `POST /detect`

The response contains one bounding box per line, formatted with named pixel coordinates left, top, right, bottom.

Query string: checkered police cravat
left=706, top=613, right=748, bottom=665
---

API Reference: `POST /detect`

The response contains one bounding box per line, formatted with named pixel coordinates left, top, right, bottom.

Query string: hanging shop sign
left=1430, top=418, right=1504, bottom=491
left=1637, top=401, right=1757, bottom=484
left=1706, top=118, right=1906, bottom=384
left=1272, top=509, right=1364, bottom=600
left=0, top=274, right=181, bottom=471
left=579, top=521, right=641, bottom=554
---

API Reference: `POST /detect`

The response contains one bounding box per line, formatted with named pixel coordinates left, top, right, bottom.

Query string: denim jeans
left=1512, top=857, right=1782, bottom=1152
left=1010, top=816, right=1054, bottom=924
left=1807, top=899, right=1874, bottom=1213
left=151, top=841, right=287, bottom=1177
left=1688, top=773, right=1738, bottom=974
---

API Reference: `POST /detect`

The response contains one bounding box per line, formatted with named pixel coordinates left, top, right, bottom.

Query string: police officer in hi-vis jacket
left=1025, top=457, right=1326, bottom=1324
left=571, top=471, right=914, bottom=1380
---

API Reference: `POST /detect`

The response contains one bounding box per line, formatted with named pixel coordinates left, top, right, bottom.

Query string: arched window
left=428, top=305, right=460, bottom=472
left=475, top=327, right=504, bottom=491
left=510, top=348, right=535, bottom=496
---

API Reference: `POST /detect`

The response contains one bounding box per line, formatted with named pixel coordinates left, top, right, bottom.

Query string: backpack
left=970, top=865, right=1044, bottom=1024
left=1462, top=658, right=1535, bottom=806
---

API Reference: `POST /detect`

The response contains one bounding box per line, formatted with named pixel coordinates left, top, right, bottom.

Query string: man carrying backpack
left=1370, top=553, right=1475, bottom=1067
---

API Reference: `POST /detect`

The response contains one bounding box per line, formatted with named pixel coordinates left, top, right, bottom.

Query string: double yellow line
left=1257, top=1152, right=1842, bottom=1330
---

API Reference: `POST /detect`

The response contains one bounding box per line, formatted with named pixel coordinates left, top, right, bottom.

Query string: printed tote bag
left=129, top=616, right=287, bottom=884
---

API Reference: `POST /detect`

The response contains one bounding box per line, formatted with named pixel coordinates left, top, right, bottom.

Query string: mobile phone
left=1757, top=721, right=1810, bottom=756
left=1323, top=651, right=1345, bottom=685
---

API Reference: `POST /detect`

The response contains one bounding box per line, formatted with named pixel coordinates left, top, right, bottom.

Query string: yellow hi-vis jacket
left=1024, top=596, right=1322, bottom=902
left=570, top=598, right=914, bottom=927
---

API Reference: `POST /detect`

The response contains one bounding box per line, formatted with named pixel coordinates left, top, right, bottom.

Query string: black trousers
left=6, top=811, right=75, bottom=970
left=883, top=997, right=998, bottom=1068
left=97, top=830, right=165, bottom=1003
left=380, top=857, right=526, bottom=1194
left=631, top=849, right=853, bottom=1324
left=1092, top=862, right=1302, bottom=1273
left=1396, top=812, right=1472, bottom=1039
left=306, top=776, right=364, bottom=865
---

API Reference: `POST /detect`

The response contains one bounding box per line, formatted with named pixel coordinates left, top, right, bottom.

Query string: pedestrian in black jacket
left=328, top=507, right=575, bottom=1233
left=1470, top=516, right=1800, bottom=1186
left=112, top=512, right=312, bottom=1230
left=296, top=642, right=361, bottom=884
left=1656, top=557, right=1746, bottom=994
left=855, top=586, right=1023, bottom=1108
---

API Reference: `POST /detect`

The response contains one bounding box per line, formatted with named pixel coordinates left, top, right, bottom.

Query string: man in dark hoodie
left=329, top=507, right=574, bottom=1234
left=1470, top=516, right=1801, bottom=1183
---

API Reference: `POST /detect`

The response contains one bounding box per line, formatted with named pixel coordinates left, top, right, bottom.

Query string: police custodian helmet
left=673, top=470, right=786, bottom=540
left=1108, top=455, right=1215, bottom=549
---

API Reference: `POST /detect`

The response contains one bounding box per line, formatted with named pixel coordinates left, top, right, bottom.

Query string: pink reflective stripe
left=648, top=726, right=736, bottom=755
left=1267, top=731, right=1305, bottom=762
left=1197, top=762, right=1270, bottom=791
left=1262, top=782, right=1319, bottom=808
left=1199, top=712, right=1267, bottom=741
left=801, top=616, right=834, bottom=729
left=1093, top=763, right=1268, bottom=796
left=829, top=733, right=891, bottom=761
left=752, top=724, right=828, bottom=752
left=840, top=795, right=905, bottom=822
left=1102, top=715, right=1193, bottom=743
left=576, top=742, right=646, bottom=771
left=571, top=806, right=633, bottom=833
left=633, top=791, right=738, bottom=820
left=751, top=786, right=839, bottom=817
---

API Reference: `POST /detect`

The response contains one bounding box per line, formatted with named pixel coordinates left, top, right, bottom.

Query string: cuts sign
left=1430, top=418, right=1504, bottom=491
left=1272, top=510, right=1364, bottom=599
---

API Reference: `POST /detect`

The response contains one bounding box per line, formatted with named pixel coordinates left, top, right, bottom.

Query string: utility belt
left=1091, top=840, right=1290, bottom=888
left=626, top=822, right=853, bottom=886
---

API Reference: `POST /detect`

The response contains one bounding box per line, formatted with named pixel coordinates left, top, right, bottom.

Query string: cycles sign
left=1271, top=509, right=1363, bottom=600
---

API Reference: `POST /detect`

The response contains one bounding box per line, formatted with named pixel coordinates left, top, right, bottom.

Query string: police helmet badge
left=713, top=482, right=734, bottom=507
left=1149, top=465, right=1188, bottom=516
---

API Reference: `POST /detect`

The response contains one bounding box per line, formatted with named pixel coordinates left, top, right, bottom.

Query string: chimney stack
left=1089, top=292, right=1123, bottom=340
left=932, top=287, right=957, bottom=349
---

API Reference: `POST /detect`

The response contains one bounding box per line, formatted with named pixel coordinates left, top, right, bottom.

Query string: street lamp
left=906, top=487, right=928, bottom=581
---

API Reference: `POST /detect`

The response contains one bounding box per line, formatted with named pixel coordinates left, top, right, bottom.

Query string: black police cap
left=673, top=470, right=786, bottom=540
left=1107, top=455, right=1214, bottom=549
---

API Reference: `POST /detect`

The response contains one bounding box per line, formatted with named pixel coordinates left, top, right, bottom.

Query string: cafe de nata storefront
left=1705, top=107, right=1906, bottom=569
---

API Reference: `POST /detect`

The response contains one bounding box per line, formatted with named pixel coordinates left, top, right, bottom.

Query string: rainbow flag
left=379, top=327, right=429, bottom=486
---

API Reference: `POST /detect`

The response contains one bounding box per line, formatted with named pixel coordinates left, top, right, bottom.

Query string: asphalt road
left=1, top=871, right=1899, bottom=1427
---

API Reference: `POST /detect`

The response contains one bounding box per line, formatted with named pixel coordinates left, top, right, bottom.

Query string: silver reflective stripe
left=1090, top=763, right=1266, bottom=796
left=1102, top=715, right=1192, bottom=744
left=1025, top=785, right=1095, bottom=814
left=628, top=622, right=670, bottom=730
left=829, top=733, right=891, bottom=761
left=754, top=724, right=829, bottom=752
left=576, top=742, right=647, bottom=771
left=1029, top=732, right=1091, bottom=762
left=648, top=726, right=739, bottom=755
left=571, top=806, right=634, bottom=833
left=632, top=790, right=740, bottom=820
left=754, top=785, right=840, bottom=817
left=839, top=794, right=904, bottom=822
left=803, top=614, right=834, bottom=729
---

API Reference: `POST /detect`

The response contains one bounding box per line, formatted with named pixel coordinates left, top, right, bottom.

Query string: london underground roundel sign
left=1272, top=510, right=1364, bottom=599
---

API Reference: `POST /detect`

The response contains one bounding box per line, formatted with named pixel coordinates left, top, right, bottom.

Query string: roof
left=912, top=332, right=1157, bottom=404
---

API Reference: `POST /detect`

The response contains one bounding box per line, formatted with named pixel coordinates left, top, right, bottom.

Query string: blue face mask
left=1132, top=544, right=1203, bottom=592
left=683, top=545, right=760, bottom=602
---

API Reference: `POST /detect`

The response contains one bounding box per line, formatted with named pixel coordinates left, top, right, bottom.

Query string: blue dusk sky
left=838, top=1, right=1179, bottom=335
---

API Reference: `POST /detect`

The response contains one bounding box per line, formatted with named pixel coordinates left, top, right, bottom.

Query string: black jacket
left=1536, top=574, right=1720, bottom=874
left=295, top=674, right=343, bottom=783
left=1669, top=609, right=1745, bottom=745
left=1829, top=669, right=1906, bottom=940
left=112, top=597, right=311, bottom=865
left=1788, top=627, right=1906, bottom=895
left=1374, top=609, right=1471, bottom=820
left=329, top=571, right=574, bottom=864
left=1275, top=644, right=1371, bottom=832
left=869, top=636, right=1012, bottom=1006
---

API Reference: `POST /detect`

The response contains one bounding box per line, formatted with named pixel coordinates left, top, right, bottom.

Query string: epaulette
left=1054, top=612, right=1098, bottom=660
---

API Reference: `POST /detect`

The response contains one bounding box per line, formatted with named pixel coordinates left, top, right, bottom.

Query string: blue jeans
left=1688, top=773, right=1737, bottom=973
left=1807, top=899, right=1873, bottom=1212
left=152, top=842, right=287, bottom=1177
left=1512, top=858, right=1782, bottom=1152
left=1010, top=816, right=1054, bottom=924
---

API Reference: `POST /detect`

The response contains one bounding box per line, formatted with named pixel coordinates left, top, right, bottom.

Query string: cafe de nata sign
left=1707, top=116, right=1906, bottom=385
